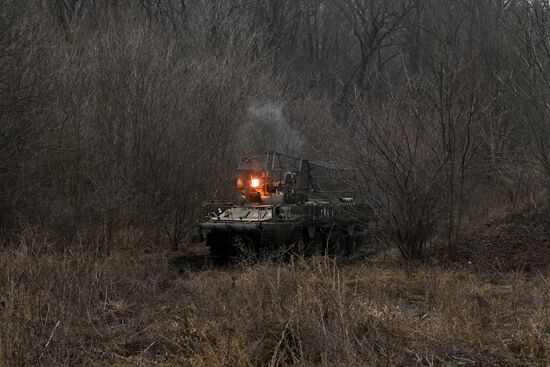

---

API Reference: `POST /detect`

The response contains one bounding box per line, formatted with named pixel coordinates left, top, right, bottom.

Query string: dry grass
left=0, top=237, right=548, bottom=366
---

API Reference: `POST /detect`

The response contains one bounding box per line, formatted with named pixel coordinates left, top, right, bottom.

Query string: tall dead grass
left=0, top=238, right=548, bottom=366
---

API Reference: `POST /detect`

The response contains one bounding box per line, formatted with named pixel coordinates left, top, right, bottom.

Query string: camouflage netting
left=236, top=151, right=361, bottom=201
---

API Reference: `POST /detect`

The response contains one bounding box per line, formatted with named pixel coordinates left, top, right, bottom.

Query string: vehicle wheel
left=230, top=234, right=257, bottom=260
left=344, top=236, right=356, bottom=256
left=304, top=231, right=326, bottom=256
left=323, top=228, right=345, bottom=256
left=206, top=233, right=230, bottom=261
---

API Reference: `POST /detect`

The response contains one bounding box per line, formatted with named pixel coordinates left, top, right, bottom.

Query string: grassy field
left=0, top=238, right=548, bottom=366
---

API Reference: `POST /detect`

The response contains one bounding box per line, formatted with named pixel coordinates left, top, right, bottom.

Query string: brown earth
left=453, top=206, right=550, bottom=272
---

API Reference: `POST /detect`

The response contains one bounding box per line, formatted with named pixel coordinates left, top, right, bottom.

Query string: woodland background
left=1, top=2, right=550, bottom=365
left=3, top=0, right=550, bottom=255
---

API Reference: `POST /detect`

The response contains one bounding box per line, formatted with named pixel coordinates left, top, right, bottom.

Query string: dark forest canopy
left=2, top=0, right=550, bottom=256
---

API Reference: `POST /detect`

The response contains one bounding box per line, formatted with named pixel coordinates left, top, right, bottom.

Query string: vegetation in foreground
left=1, top=237, right=548, bottom=366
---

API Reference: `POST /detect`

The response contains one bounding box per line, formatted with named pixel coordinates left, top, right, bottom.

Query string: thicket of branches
left=2, top=0, right=550, bottom=258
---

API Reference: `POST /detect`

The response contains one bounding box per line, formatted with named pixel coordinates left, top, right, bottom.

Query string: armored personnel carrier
left=198, top=151, right=368, bottom=259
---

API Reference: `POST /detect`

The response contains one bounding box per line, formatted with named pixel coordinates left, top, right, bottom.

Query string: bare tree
left=0, top=1, right=58, bottom=238
left=348, top=82, right=446, bottom=259
left=508, top=0, right=550, bottom=195
left=336, top=0, right=418, bottom=92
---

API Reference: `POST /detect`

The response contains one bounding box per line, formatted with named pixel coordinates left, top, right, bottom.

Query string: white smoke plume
left=242, top=101, right=304, bottom=156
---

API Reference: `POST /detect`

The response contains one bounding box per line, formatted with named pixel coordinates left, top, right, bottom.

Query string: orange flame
left=251, top=178, right=260, bottom=188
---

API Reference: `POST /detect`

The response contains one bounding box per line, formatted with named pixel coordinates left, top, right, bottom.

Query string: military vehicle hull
left=198, top=152, right=368, bottom=259
left=199, top=202, right=367, bottom=259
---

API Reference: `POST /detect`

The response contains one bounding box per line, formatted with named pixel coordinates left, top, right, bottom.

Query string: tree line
left=1, top=0, right=549, bottom=257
